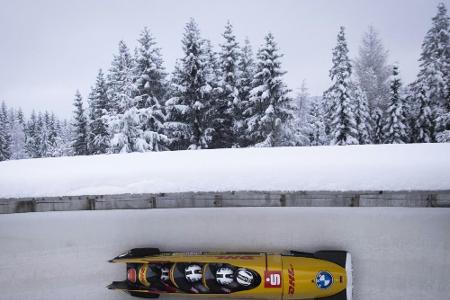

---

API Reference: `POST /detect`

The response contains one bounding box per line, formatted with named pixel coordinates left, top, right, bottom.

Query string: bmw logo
left=315, top=271, right=333, bottom=289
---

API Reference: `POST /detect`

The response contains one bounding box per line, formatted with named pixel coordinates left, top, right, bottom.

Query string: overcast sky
left=0, top=0, right=446, bottom=118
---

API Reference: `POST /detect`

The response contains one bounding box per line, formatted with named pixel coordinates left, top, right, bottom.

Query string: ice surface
left=0, top=207, right=448, bottom=300
left=0, top=143, right=450, bottom=198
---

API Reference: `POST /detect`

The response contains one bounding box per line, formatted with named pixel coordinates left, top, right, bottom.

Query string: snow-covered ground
left=0, top=207, right=449, bottom=300
left=1, top=143, right=450, bottom=198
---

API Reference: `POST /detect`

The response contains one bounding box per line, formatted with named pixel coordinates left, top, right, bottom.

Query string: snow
left=0, top=143, right=450, bottom=198
left=0, top=207, right=449, bottom=300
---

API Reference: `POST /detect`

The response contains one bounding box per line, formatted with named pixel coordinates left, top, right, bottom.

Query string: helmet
left=216, top=267, right=234, bottom=286
left=236, top=268, right=254, bottom=286
left=160, top=266, right=170, bottom=281
left=185, top=264, right=202, bottom=283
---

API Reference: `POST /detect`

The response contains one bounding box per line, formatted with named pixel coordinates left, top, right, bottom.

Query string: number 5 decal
left=264, top=271, right=282, bottom=288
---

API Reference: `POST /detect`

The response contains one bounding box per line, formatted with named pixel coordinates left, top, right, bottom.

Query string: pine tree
left=403, top=91, right=419, bottom=143
left=134, top=27, right=167, bottom=109
left=288, top=82, right=312, bottom=146
left=89, top=69, right=110, bottom=154
left=415, top=84, right=435, bottom=143
left=0, top=101, right=11, bottom=161
left=306, top=99, right=327, bottom=146
left=372, top=108, right=384, bottom=144
left=354, top=26, right=391, bottom=111
left=236, top=38, right=255, bottom=146
left=57, top=119, right=74, bottom=156
left=7, top=108, right=26, bottom=159
left=383, top=64, right=408, bottom=144
left=132, top=27, right=169, bottom=151
left=243, top=33, right=293, bottom=147
left=38, top=111, right=51, bottom=157
left=416, top=3, right=450, bottom=140
left=72, top=91, right=89, bottom=155
left=24, top=111, right=41, bottom=158
left=108, top=68, right=140, bottom=153
left=326, top=27, right=358, bottom=145
left=107, top=41, right=134, bottom=115
left=352, top=83, right=373, bottom=144
left=212, top=21, right=240, bottom=148
left=165, top=19, right=214, bottom=150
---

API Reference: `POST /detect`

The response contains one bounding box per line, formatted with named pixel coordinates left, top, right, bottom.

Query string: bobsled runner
left=108, top=248, right=352, bottom=300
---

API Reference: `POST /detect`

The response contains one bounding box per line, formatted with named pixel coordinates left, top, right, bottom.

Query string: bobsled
left=108, top=248, right=352, bottom=300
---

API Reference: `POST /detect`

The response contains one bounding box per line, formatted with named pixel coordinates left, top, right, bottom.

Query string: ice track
left=0, top=207, right=449, bottom=300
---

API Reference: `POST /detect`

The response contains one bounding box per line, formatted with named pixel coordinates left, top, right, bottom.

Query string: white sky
left=0, top=0, right=446, bottom=118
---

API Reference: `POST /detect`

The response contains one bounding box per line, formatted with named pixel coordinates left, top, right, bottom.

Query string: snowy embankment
left=1, top=143, right=450, bottom=198
left=0, top=207, right=449, bottom=300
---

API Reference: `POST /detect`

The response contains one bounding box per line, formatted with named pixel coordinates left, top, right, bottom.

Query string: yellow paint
left=111, top=252, right=347, bottom=299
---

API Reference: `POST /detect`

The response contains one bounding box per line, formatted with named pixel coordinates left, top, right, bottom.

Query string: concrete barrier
left=1, top=190, right=450, bottom=214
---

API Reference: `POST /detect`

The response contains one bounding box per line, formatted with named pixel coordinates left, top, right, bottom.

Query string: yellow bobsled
left=108, top=248, right=352, bottom=300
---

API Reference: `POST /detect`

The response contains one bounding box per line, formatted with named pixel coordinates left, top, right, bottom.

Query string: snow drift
left=0, top=143, right=449, bottom=198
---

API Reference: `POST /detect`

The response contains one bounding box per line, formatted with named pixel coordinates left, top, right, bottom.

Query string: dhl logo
left=288, top=264, right=295, bottom=295
left=215, top=255, right=255, bottom=260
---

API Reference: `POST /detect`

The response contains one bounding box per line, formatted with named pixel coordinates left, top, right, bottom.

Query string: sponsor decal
left=215, top=255, right=255, bottom=260
left=264, top=271, right=282, bottom=288
left=127, top=268, right=137, bottom=283
left=288, top=264, right=295, bottom=295
left=315, top=271, right=333, bottom=289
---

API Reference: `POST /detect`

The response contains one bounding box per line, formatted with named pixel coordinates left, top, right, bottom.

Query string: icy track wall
left=1, top=190, right=450, bottom=213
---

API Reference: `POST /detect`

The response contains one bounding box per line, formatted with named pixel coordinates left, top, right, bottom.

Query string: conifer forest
left=1, top=3, right=449, bottom=161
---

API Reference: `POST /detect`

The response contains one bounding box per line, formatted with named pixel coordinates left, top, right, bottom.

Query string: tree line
left=0, top=3, right=449, bottom=161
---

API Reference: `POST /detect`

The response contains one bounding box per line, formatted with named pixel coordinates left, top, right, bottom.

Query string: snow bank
left=0, top=143, right=449, bottom=198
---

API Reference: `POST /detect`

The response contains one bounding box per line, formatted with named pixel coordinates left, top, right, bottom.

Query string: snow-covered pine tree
left=372, top=108, right=384, bottom=144
left=403, top=90, right=419, bottom=143
left=108, top=67, right=141, bottom=153
left=415, top=84, right=435, bottom=143
left=57, top=119, right=74, bottom=156
left=7, top=108, right=26, bottom=159
left=212, top=21, right=240, bottom=148
left=38, top=111, right=52, bottom=157
left=34, top=112, right=46, bottom=157
left=107, top=40, right=134, bottom=115
left=0, top=101, right=11, bottom=161
left=354, top=26, right=391, bottom=112
left=163, top=60, right=191, bottom=150
left=306, top=99, right=327, bottom=146
left=88, top=69, right=110, bottom=154
left=383, top=64, right=408, bottom=144
left=133, top=27, right=169, bottom=151
left=352, top=83, right=373, bottom=144
left=243, top=32, right=293, bottom=147
left=236, top=37, right=255, bottom=147
left=71, top=91, right=89, bottom=155
left=326, top=27, right=358, bottom=145
left=45, top=112, right=62, bottom=157
left=287, top=82, right=311, bottom=146
left=165, top=19, right=214, bottom=150
left=24, top=111, right=41, bottom=158
left=134, top=27, right=167, bottom=109
left=200, top=38, right=221, bottom=146
left=416, top=3, right=450, bottom=141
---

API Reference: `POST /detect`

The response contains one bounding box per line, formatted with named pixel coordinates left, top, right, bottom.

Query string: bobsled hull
left=108, top=249, right=352, bottom=300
